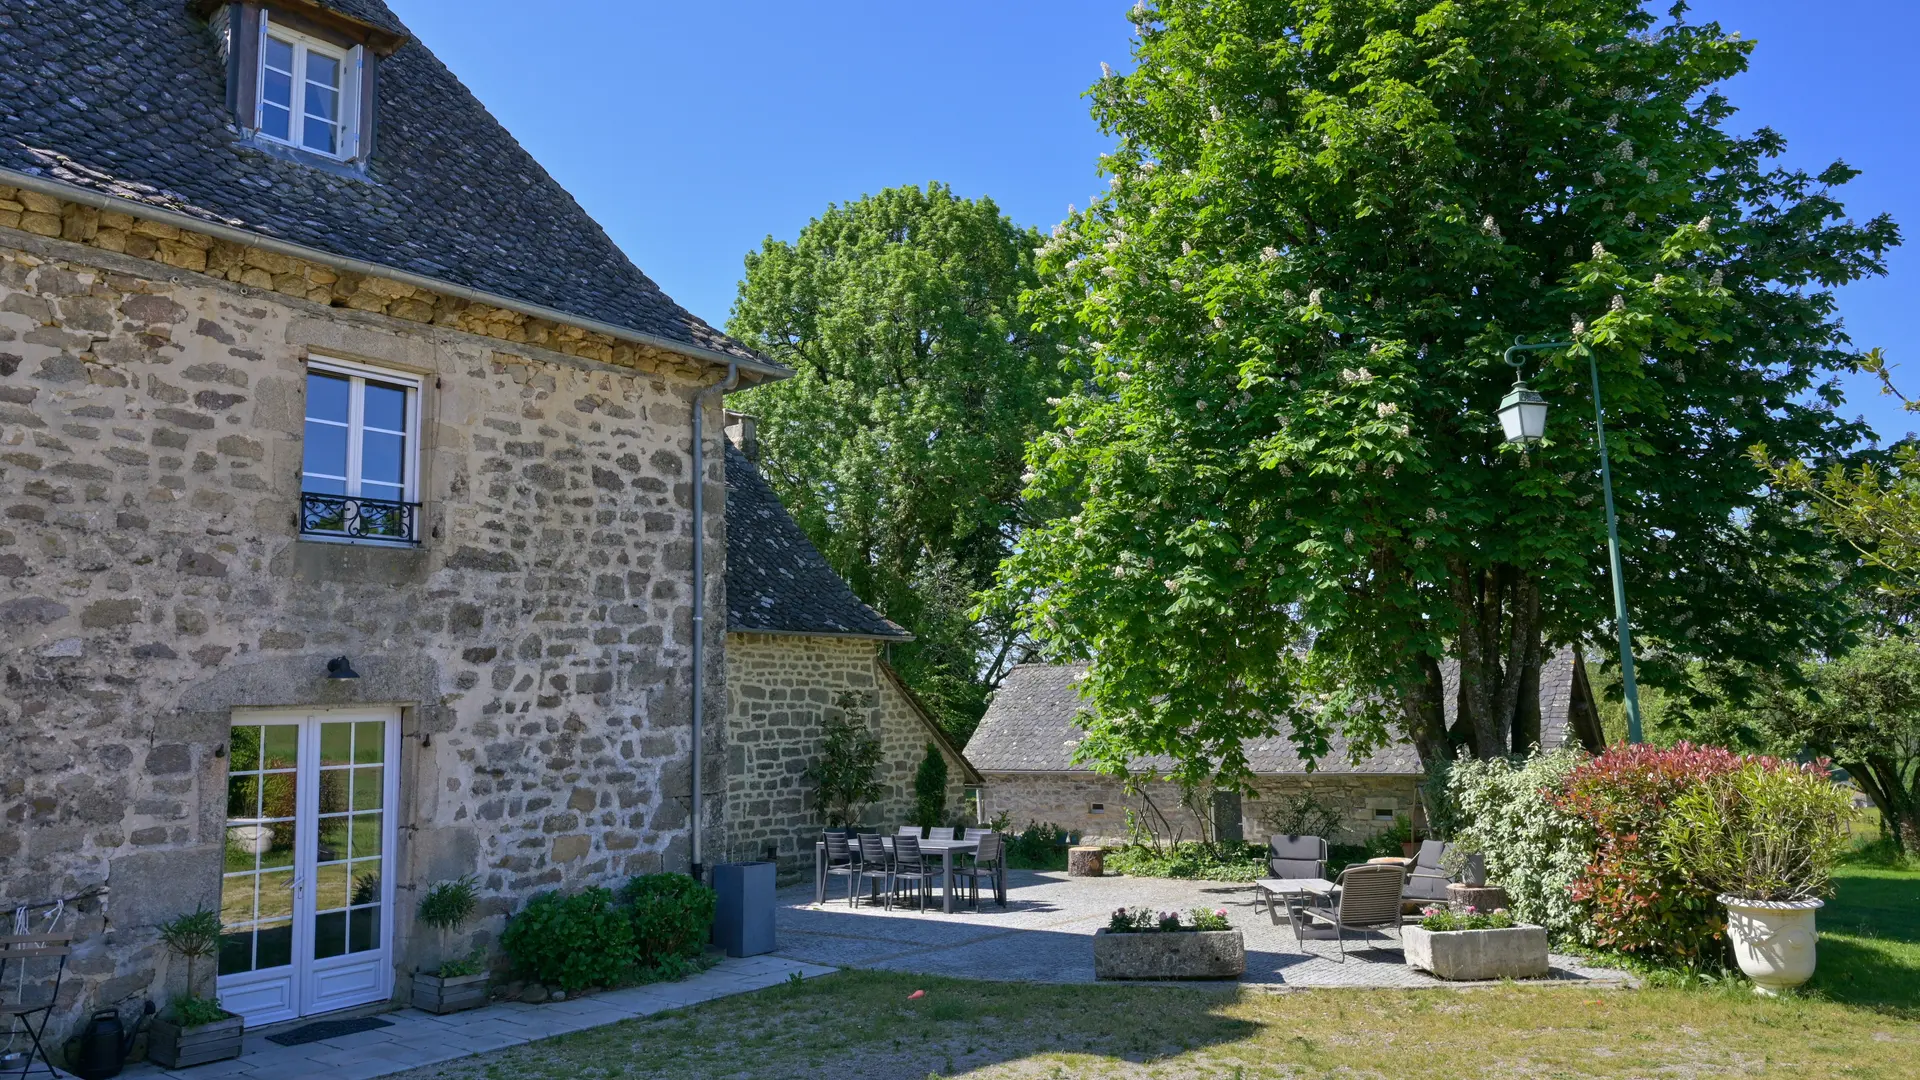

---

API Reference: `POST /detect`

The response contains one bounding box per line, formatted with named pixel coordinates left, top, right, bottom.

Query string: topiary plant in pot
left=413, top=876, right=489, bottom=1014
left=1661, top=760, right=1855, bottom=994
left=148, top=909, right=243, bottom=1068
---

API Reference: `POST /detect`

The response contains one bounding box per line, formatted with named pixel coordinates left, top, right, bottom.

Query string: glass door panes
left=220, top=723, right=299, bottom=976
left=314, top=720, right=385, bottom=959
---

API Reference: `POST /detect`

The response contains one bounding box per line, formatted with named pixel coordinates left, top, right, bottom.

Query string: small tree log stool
left=1446, top=883, right=1510, bottom=912
left=1067, top=846, right=1105, bottom=877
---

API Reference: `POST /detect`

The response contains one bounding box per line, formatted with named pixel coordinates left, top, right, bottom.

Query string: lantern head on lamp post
left=1498, top=379, right=1548, bottom=445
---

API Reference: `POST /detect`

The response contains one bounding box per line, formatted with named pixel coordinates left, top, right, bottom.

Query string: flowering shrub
left=1447, top=749, right=1593, bottom=942
left=1189, top=907, right=1232, bottom=931
left=1418, top=905, right=1516, bottom=932
left=1553, top=743, right=1747, bottom=962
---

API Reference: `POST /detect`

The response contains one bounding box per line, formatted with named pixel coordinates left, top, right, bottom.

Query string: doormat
left=266, top=1016, right=394, bottom=1046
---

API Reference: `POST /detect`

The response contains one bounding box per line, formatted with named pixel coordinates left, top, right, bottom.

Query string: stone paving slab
left=86, top=955, right=835, bottom=1080
left=774, top=870, right=1630, bottom=990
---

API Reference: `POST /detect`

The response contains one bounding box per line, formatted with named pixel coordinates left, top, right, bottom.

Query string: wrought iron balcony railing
left=300, top=492, right=421, bottom=545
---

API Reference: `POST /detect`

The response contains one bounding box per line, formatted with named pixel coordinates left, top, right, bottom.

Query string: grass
left=393, top=861, right=1920, bottom=1079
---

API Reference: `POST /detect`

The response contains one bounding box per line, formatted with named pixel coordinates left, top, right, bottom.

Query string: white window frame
left=302, top=355, right=422, bottom=544
left=256, top=14, right=362, bottom=160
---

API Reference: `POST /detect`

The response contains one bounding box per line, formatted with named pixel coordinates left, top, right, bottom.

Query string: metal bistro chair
left=856, top=834, right=894, bottom=907
left=1296, top=863, right=1407, bottom=962
left=823, top=833, right=860, bottom=906
left=955, top=832, right=1006, bottom=909
left=0, top=933, right=73, bottom=1079
left=887, top=835, right=940, bottom=911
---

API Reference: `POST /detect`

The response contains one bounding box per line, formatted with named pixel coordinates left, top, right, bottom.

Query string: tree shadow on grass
left=1807, top=935, right=1920, bottom=1018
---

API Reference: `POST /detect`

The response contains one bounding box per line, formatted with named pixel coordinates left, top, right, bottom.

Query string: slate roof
left=724, top=443, right=910, bottom=640
left=0, top=0, right=761, bottom=364
left=964, top=650, right=1587, bottom=776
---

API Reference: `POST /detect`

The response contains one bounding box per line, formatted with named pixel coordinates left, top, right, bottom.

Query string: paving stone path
left=776, top=869, right=1629, bottom=989
left=108, top=955, right=835, bottom=1080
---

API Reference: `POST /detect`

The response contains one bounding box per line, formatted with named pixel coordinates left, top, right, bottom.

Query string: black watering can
left=63, top=1003, right=146, bottom=1080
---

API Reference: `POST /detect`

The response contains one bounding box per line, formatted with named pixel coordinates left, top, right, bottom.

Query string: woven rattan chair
left=888, top=835, right=940, bottom=911
left=0, top=932, right=73, bottom=1079
left=1298, top=863, right=1407, bottom=961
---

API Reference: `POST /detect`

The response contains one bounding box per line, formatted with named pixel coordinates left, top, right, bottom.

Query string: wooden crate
left=147, top=1014, right=244, bottom=1068
left=412, top=971, right=490, bottom=1015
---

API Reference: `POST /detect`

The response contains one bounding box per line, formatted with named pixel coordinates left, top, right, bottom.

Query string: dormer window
left=259, top=26, right=356, bottom=157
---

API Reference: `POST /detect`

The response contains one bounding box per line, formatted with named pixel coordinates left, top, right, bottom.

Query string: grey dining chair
left=955, top=832, right=1006, bottom=909
left=856, top=833, right=893, bottom=906
left=1297, top=863, right=1407, bottom=961
left=823, top=833, right=859, bottom=906
left=888, top=835, right=939, bottom=910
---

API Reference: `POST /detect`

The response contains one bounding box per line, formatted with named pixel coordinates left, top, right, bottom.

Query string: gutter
left=0, top=166, right=791, bottom=382
left=688, top=361, right=739, bottom=883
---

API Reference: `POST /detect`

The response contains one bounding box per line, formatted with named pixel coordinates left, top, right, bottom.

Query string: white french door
left=216, top=707, right=399, bottom=1026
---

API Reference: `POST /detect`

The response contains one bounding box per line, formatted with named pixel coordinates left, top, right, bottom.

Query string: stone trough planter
left=147, top=1013, right=244, bottom=1069
left=412, top=970, right=491, bottom=1015
left=1093, top=929, right=1244, bottom=980
left=1403, top=924, right=1550, bottom=981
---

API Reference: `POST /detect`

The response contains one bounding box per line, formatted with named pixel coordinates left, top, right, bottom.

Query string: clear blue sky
left=389, top=1, right=1913, bottom=441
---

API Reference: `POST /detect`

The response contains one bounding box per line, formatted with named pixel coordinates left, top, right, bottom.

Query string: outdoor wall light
left=325, top=656, right=361, bottom=680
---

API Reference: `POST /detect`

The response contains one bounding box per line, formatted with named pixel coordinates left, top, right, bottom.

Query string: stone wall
left=724, top=633, right=974, bottom=869
left=0, top=218, right=734, bottom=1033
left=979, top=772, right=1421, bottom=847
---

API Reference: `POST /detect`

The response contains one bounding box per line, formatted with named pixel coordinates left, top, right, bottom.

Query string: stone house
left=720, top=423, right=980, bottom=870
left=966, top=649, right=1603, bottom=844
left=0, top=0, right=970, bottom=1042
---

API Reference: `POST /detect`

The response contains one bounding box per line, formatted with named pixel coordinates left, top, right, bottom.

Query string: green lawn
left=399, top=862, right=1920, bottom=1080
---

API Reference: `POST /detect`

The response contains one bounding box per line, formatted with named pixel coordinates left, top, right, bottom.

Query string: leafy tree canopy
left=995, top=0, right=1897, bottom=786
left=729, top=184, right=1071, bottom=741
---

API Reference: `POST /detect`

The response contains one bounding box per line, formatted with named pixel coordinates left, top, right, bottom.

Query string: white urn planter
left=1720, top=895, right=1822, bottom=995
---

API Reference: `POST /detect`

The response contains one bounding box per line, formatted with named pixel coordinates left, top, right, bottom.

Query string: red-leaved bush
left=1552, top=742, right=1773, bottom=962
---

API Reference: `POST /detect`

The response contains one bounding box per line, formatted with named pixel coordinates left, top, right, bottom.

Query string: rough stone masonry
left=0, top=192, right=734, bottom=1029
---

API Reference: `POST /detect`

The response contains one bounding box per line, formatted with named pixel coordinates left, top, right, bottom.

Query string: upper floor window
left=258, top=21, right=359, bottom=159
left=301, top=357, right=420, bottom=545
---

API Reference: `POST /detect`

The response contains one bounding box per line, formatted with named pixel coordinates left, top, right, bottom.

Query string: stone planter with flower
left=1093, top=907, right=1244, bottom=980
left=1659, top=759, right=1855, bottom=995
left=1403, top=906, right=1550, bottom=981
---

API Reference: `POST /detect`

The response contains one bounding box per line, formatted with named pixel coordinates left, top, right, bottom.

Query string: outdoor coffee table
left=1253, top=877, right=1335, bottom=915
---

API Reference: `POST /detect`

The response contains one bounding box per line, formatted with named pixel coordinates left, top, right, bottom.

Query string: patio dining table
left=814, top=835, right=982, bottom=913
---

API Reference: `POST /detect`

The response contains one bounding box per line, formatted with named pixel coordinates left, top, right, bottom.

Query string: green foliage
left=1004, top=821, right=1069, bottom=868
left=1257, top=792, right=1344, bottom=841
left=500, top=887, right=637, bottom=992
left=418, top=876, right=480, bottom=931
left=1449, top=750, right=1594, bottom=942
left=1662, top=761, right=1856, bottom=902
left=996, top=0, right=1894, bottom=781
left=1106, top=842, right=1266, bottom=882
left=169, top=996, right=230, bottom=1028
left=621, top=874, right=718, bottom=976
left=436, top=949, right=487, bottom=979
left=1417, top=907, right=1517, bottom=932
left=912, top=744, right=949, bottom=829
left=728, top=183, right=1072, bottom=743
left=1106, top=904, right=1234, bottom=933
left=157, top=907, right=222, bottom=1003
left=1364, top=814, right=1414, bottom=859
left=1188, top=907, right=1231, bottom=931
left=804, top=706, right=885, bottom=827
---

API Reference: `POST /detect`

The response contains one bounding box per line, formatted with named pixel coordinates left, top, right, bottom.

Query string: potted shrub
left=1403, top=906, right=1549, bottom=981
left=1092, top=907, right=1243, bottom=980
left=1661, top=759, right=1855, bottom=994
left=412, top=876, right=489, bottom=1014
left=147, top=909, right=243, bottom=1068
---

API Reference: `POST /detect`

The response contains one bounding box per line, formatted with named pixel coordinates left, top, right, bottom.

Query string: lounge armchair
left=1296, top=863, right=1407, bottom=961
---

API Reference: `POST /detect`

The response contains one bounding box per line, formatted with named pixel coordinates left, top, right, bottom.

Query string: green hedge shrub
left=501, top=874, right=717, bottom=991
left=1448, top=749, right=1593, bottom=942
left=1106, top=842, right=1266, bottom=881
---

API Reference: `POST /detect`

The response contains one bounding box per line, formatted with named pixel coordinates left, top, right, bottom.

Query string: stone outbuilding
left=966, top=649, right=1603, bottom=845
left=721, top=425, right=980, bottom=870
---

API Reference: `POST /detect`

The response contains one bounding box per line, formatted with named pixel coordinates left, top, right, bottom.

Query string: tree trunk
left=1845, top=753, right=1920, bottom=856
left=1447, top=562, right=1543, bottom=760
left=1398, top=651, right=1450, bottom=769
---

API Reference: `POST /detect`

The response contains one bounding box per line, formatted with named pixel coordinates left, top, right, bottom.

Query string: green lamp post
left=1498, top=337, right=1643, bottom=744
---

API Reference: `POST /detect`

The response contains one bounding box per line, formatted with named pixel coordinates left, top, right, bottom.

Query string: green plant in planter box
left=156, top=908, right=229, bottom=1026
left=1660, top=761, right=1856, bottom=902
left=417, top=875, right=481, bottom=977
